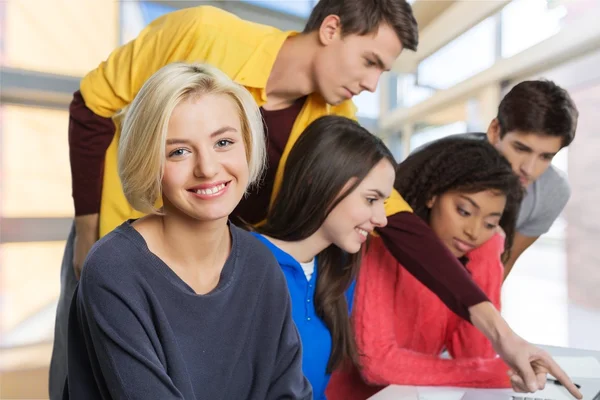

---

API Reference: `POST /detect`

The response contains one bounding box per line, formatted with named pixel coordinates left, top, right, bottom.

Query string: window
left=396, top=73, right=436, bottom=108
left=242, top=0, right=317, bottom=18
left=409, top=122, right=468, bottom=152
left=0, top=241, right=65, bottom=347
left=501, top=0, right=567, bottom=59
left=121, top=1, right=176, bottom=45
left=417, top=17, right=497, bottom=90
left=1, top=106, right=72, bottom=218
left=4, top=1, right=117, bottom=76
left=354, top=85, right=381, bottom=120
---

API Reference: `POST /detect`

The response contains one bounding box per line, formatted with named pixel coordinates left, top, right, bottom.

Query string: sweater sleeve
left=377, top=212, right=489, bottom=322
left=69, top=90, right=116, bottom=216
left=76, top=255, right=185, bottom=399
left=447, top=234, right=506, bottom=360
left=354, top=241, right=511, bottom=389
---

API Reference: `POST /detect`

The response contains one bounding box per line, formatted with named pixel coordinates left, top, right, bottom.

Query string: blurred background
left=1, top=0, right=599, bottom=398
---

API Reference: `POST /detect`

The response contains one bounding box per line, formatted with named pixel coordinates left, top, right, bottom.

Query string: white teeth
left=195, top=183, right=226, bottom=195
left=356, top=228, right=368, bottom=237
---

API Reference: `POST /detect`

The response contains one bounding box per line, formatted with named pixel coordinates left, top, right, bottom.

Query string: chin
left=341, top=242, right=362, bottom=255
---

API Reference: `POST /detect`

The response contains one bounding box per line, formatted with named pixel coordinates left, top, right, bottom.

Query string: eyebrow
left=166, top=126, right=238, bottom=145
left=368, top=52, right=388, bottom=71
left=370, top=189, right=388, bottom=199
left=513, top=140, right=557, bottom=158
left=460, top=194, right=503, bottom=217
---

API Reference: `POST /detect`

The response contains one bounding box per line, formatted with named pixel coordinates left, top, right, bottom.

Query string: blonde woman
left=64, top=63, right=312, bottom=400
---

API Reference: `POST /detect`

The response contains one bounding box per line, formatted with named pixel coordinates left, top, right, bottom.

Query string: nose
left=521, top=156, right=537, bottom=177
left=464, top=218, right=481, bottom=242
left=371, top=203, right=388, bottom=228
left=360, top=70, right=381, bottom=93
left=193, top=149, right=219, bottom=179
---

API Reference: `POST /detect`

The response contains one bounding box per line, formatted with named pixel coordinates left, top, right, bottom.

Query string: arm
left=448, top=234, right=505, bottom=360
left=503, top=232, right=539, bottom=280
left=504, top=169, right=570, bottom=280
left=353, top=245, right=510, bottom=388
left=377, top=212, right=488, bottom=321
left=377, top=214, right=581, bottom=397
left=76, top=262, right=185, bottom=399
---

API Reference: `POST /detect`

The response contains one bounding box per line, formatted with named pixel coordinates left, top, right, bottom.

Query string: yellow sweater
left=79, top=6, right=411, bottom=237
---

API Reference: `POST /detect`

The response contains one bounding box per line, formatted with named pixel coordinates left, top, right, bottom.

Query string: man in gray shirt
left=466, top=80, right=578, bottom=278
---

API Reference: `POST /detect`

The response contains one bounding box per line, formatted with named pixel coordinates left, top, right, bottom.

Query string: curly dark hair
left=395, top=136, right=524, bottom=262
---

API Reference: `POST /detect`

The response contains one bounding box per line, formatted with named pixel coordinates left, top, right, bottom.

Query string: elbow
left=356, top=346, right=392, bottom=386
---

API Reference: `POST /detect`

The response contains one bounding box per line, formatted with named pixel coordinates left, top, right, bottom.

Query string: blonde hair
left=118, top=62, right=266, bottom=214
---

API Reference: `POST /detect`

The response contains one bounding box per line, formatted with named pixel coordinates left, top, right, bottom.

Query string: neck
left=265, top=33, right=319, bottom=110
left=155, top=211, right=231, bottom=271
left=266, top=228, right=330, bottom=264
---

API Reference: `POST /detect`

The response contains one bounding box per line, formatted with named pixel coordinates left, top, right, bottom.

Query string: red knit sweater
left=326, top=234, right=511, bottom=400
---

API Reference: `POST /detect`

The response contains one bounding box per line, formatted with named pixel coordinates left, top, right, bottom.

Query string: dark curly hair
left=395, top=136, right=524, bottom=262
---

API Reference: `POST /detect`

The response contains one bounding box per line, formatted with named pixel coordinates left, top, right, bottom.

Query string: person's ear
left=318, top=14, right=342, bottom=46
left=426, top=195, right=437, bottom=209
left=487, top=118, right=502, bottom=145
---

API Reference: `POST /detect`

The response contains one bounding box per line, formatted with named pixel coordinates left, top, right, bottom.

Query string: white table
left=368, top=345, right=600, bottom=400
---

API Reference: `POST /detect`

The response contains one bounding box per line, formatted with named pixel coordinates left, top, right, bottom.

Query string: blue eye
left=169, top=148, right=190, bottom=157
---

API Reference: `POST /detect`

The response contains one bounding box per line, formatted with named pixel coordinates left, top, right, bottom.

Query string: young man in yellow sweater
left=50, top=1, right=581, bottom=399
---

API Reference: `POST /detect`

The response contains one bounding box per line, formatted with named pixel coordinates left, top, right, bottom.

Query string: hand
left=495, top=331, right=582, bottom=399
left=469, top=302, right=582, bottom=399
left=73, top=214, right=99, bottom=280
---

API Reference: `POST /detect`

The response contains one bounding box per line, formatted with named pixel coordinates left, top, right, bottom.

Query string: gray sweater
left=64, top=221, right=312, bottom=400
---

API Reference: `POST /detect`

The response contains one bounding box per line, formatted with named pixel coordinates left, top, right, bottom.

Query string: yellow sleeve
left=80, top=8, right=214, bottom=117
left=385, top=189, right=413, bottom=216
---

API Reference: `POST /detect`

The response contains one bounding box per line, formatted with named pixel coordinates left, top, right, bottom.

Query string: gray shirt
left=516, top=162, right=570, bottom=237
left=413, top=132, right=571, bottom=237
left=65, top=221, right=312, bottom=400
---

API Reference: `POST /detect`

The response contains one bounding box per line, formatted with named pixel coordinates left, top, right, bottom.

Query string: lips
left=453, top=238, right=475, bottom=254
left=187, top=181, right=230, bottom=198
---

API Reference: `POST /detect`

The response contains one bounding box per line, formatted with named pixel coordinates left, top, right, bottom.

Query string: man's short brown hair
left=304, top=0, right=419, bottom=51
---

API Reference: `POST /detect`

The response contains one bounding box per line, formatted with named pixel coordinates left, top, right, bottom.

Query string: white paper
left=551, top=356, right=600, bottom=379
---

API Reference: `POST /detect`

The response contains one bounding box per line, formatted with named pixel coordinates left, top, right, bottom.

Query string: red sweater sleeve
left=353, top=238, right=511, bottom=389
left=68, top=90, right=116, bottom=216
left=447, top=234, right=506, bottom=361
left=377, top=212, right=488, bottom=322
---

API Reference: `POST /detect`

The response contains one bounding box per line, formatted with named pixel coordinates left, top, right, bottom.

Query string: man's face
left=487, top=119, right=563, bottom=187
left=313, top=17, right=403, bottom=105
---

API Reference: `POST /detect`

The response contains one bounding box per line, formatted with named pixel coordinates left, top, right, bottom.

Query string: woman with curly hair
left=327, top=136, right=524, bottom=399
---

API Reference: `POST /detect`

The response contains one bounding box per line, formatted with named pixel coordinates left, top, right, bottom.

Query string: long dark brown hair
left=395, top=136, right=524, bottom=262
left=257, top=115, right=396, bottom=373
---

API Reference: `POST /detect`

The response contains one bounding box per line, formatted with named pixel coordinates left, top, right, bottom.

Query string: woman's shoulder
left=80, top=222, right=148, bottom=285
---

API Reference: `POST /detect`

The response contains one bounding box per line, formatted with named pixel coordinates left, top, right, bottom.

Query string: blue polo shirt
left=252, top=233, right=355, bottom=400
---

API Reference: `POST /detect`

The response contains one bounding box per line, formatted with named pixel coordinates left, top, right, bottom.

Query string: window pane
left=4, top=1, right=118, bottom=76
left=120, top=2, right=176, bottom=45
left=354, top=86, right=381, bottom=120
left=1, top=106, right=73, bottom=218
left=410, top=122, right=468, bottom=152
left=417, top=17, right=497, bottom=90
left=242, top=0, right=315, bottom=18
left=0, top=241, right=64, bottom=346
left=501, top=0, right=567, bottom=59
left=397, top=73, right=436, bottom=108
